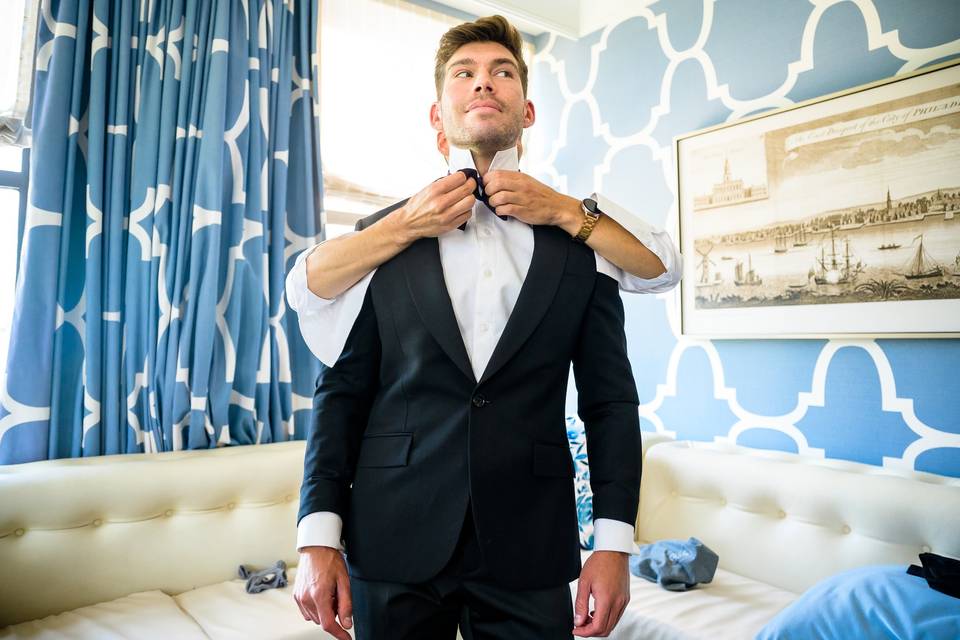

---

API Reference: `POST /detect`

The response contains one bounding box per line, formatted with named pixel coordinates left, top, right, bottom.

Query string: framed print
left=676, top=60, right=960, bottom=338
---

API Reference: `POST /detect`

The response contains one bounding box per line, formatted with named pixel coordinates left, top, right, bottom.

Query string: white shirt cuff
left=285, top=241, right=336, bottom=314
left=592, top=192, right=682, bottom=294
left=593, top=518, right=637, bottom=554
left=284, top=234, right=377, bottom=367
left=296, top=511, right=344, bottom=552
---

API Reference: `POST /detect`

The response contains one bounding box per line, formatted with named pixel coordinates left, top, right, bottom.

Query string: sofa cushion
left=756, top=565, right=960, bottom=640
left=174, top=567, right=353, bottom=639
left=574, top=550, right=797, bottom=640
left=0, top=590, right=207, bottom=640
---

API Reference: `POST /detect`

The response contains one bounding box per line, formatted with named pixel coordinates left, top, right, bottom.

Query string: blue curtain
left=0, top=0, right=323, bottom=463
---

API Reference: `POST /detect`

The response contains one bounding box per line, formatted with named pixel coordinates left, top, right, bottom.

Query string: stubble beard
left=444, top=106, right=524, bottom=155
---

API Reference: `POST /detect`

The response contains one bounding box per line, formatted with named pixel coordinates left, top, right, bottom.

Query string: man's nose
left=472, top=71, right=494, bottom=93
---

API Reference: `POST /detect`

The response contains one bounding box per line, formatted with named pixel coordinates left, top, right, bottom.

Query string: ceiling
left=433, top=0, right=643, bottom=39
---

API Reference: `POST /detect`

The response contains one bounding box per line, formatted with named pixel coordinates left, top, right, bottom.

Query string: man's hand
left=482, top=171, right=583, bottom=235
left=385, top=171, right=477, bottom=244
left=572, top=550, right=631, bottom=637
left=294, top=546, right=354, bottom=640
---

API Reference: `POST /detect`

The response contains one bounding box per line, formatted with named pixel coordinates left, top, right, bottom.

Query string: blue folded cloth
left=630, top=537, right=719, bottom=591
left=238, top=560, right=288, bottom=594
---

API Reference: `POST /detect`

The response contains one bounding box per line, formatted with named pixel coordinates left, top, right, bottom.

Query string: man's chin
left=449, top=127, right=521, bottom=153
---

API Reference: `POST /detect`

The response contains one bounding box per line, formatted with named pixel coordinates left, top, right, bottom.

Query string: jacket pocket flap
left=357, top=433, right=413, bottom=468
left=533, top=442, right=574, bottom=478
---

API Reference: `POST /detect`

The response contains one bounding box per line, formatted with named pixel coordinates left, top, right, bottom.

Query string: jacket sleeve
left=298, top=287, right=381, bottom=525
left=571, top=272, right=642, bottom=527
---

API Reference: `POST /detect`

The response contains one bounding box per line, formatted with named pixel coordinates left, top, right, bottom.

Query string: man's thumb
left=337, top=574, right=353, bottom=629
left=573, top=580, right=589, bottom=626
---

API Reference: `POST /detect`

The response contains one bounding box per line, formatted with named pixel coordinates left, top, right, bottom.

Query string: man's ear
left=523, top=99, right=536, bottom=129
left=430, top=102, right=443, bottom=132
left=437, top=130, right=449, bottom=158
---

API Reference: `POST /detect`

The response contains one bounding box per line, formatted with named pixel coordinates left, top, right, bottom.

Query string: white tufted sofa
left=2, top=436, right=958, bottom=639
left=603, top=440, right=960, bottom=639
left=0, top=441, right=317, bottom=639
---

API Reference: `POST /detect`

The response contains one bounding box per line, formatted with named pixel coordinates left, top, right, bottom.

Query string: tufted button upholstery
left=0, top=440, right=305, bottom=626
left=637, top=441, right=960, bottom=595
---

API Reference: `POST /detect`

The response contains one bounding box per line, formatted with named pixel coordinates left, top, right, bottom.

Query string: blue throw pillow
left=566, top=416, right=593, bottom=549
left=756, top=565, right=960, bottom=640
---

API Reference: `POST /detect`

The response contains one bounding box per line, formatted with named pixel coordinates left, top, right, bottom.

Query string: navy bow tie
left=457, top=168, right=507, bottom=231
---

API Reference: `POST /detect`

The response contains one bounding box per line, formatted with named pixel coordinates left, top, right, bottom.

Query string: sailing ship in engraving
left=734, top=254, right=762, bottom=286
left=793, top=226, right=808, bottom=247
left=814, top=228, right=864, bottom=285
left=902, top=234, right=943, bottom=279
left=774, top=232, right=788, bottom=253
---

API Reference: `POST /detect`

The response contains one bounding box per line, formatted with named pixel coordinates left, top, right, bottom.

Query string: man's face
left=431, top=41, right=534, bottom=153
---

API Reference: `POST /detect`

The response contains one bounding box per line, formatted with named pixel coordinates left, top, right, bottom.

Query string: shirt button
left=479, top=323, right=489, bottom=333
left=482, top=227, right=492, bottom=237
left=483, top=269, right=493, bottom=278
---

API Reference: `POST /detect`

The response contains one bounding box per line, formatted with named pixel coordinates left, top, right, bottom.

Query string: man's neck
left=471, top=151, right=496, bottom=176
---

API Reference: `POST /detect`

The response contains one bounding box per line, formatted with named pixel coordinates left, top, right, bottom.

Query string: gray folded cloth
left=238, top=560, right=288, bottom=594
left=630, top=537, right=719, bottom=591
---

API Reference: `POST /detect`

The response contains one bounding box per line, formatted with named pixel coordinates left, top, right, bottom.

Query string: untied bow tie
left=457, top=168, right=508, bottom=231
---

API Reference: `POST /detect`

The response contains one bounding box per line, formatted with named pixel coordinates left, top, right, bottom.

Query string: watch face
left=582, top=198, right=599, bottom=215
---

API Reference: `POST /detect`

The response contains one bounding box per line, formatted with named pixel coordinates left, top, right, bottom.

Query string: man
left=287, top=16, right=670, bottom=639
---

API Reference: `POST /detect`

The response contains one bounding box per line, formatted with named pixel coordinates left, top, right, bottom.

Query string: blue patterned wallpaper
left=526, top=0, right=960, bottom=477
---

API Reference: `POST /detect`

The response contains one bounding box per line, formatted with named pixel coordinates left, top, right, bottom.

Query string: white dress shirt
left=286, top=145, right=682, bottom=556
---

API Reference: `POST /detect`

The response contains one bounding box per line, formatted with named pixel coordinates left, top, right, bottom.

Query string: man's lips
left=467, top=100, right=501, bottom=112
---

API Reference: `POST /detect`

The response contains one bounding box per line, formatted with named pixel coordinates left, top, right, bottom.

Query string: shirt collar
left=447, top=144, right=520, bottom=174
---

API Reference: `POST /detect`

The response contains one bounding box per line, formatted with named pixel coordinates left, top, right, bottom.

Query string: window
left=1, top=0, right=38, bottom=143
left=0, top=0, right=34, bottom=395
left=0, top=146, right=25, bottom=396
left=319, top=0, right=533, bottom=238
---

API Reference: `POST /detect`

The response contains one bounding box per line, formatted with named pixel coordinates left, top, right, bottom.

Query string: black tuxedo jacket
left=299, top=201, right=641, bottom=590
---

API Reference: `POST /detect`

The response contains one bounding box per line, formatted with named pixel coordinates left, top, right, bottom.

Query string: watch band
left=573, top=198, right=601, bottom=243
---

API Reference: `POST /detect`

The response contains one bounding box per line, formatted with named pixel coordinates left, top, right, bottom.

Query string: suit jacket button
left=472, top=394, right=487, bottom=408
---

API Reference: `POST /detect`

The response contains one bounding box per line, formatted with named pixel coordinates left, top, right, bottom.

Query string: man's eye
left=454, top=70, right=471, bottom=78
left=495, top=70, right=512, bottom=77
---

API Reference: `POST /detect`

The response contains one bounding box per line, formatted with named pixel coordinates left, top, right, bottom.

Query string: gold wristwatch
left=573, top=198, right=602, bottom=243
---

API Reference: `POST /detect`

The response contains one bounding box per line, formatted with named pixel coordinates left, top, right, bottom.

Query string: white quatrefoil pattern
left=529, top=0, right=960, bottom=477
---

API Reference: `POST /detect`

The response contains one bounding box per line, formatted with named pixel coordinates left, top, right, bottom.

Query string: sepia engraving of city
left=691, top=85, right=960, bottom=310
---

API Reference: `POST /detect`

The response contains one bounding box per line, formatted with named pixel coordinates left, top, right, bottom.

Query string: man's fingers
left=294, top=592, right=315, bottom=623
left=436, top=170, right=469, bottom=191
left=317, top=595, right=352, bottom=640
left=486, top=189, right=518, bottom=209
left=573, top=610, right=604, bottom=637
left=450, top=209, right=472, bottom=229
left=446, top=193, right=476, bottom=219
left=579, top=592, right=623, bottom=637
left=592, top=597, right=616, bottom=636
left=434, top=177, right=476, bottom=213
left=482, top=170, right=521, bottom=195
